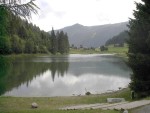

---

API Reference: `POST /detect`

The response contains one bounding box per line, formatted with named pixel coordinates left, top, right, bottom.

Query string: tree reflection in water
left=0, top=56, right=69, bottom=95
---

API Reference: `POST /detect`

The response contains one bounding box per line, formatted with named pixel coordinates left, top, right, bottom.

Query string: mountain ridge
left=52, top=22, right=129, bottom=47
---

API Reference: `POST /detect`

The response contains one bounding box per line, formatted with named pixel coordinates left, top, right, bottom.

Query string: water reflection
left=68, top=55, right=130, bottom=77
left=0, top=56, right=69, bottom=96
left=0, top=56, right=12, bottom=95
left=0, top=54, right=131, bottom=97
left=5, top=73, right=129, bottom=97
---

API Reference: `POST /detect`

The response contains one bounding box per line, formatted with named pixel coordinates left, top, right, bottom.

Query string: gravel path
left=132, top=104, right=150, bottom=113
left=59, top=100, right=150, bottom=110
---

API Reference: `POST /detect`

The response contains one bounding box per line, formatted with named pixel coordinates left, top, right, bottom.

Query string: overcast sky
left=31, top=0, right=141, bottom=31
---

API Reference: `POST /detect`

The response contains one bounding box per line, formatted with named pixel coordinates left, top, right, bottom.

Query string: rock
left=107, top=98, right=125, bottom=103
left=123, top=110, right=128, bottom=113
left=31, top=102, right=38, bottom=108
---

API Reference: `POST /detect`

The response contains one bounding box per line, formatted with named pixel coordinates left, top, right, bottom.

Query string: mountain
left=54, top=22, right=128, bottom=47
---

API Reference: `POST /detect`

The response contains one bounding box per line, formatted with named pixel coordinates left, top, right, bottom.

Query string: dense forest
left=0, top=7, right=69, bottom=55
left=105, top=31, right=129, bottom=46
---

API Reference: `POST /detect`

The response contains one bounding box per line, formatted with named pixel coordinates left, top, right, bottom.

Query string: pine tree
left=64, top=33, right=69, bottom=53
left=0, top=0, right=38, bottom=54
left=57, top=31, right=70, bottom=54
left=128, top=0, right=150, bottom=97
left=0, top=6, right=11, bottom=54
left=51, top=28, right=58, bottom=54
left=57, top=31, right=65, bottom=54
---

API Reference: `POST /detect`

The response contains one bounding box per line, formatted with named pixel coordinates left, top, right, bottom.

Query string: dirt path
left=59, top=100, right=150, bottom=110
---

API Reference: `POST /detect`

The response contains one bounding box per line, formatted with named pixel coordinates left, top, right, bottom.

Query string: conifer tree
left=128, top=0, right=150, bottom=97
left=57, top=31, right=69, bottom=54
left=51, top=28, right=58, bottom=54
left=64, top=33, right=69, bottom=53
left=0, top=6, right=11, bottom=54
left=0, top=0, right=38, bottom=54
left=57, top=31, right=65, bottom=54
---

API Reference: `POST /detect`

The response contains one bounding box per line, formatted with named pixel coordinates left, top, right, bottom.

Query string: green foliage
left=57, top=31, right=70, bottom=54
left=51, top=28, right=58, bottom=54
left=100, top=46, right=108, bottom=51
left=0, top=6, right=11, bottom=54
left=0, top=36, right=11, bottom=54
left=50, top=29, right=70, bottom=54
left=0, top=9, right=69, bottom=55
left=0, top=6, right=8, bottom=36
left=11, top=35, right=25, bottom=53
left=128, top=53, right=150, bottom=97
left=128, top=0, right=150, bottom=97
left=0, top=0, right=39, bottom=19
left=24, top=40, right=34, bottom=53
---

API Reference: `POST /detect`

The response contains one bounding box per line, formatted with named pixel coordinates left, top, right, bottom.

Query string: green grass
left=0, top=88, right=131, bottom=113
left=69, top=48, right=100, bottom=54
left=106, top=44, right=128, bottom=54
left=69, top=45, right=128, bottom=55
left=0, top=109, right=120, bottom=113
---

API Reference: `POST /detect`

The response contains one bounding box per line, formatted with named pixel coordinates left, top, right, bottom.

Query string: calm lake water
left=1, top=54, right=131, bottom=97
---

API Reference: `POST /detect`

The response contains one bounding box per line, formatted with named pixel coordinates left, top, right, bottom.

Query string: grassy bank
left=3, top=44, right=128, bottom=57
left=0, top=88, right=131, bottom=113
left=105, top=45, right=128, bottom=54
left=69, top=48, right=100, bottom=54
left=70, top=45, right=128, bottom=55
left=5, top=53, right=50, bottom=58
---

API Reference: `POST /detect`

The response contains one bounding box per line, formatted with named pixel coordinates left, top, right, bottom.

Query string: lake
left=1, top=54, right=131, bottom=97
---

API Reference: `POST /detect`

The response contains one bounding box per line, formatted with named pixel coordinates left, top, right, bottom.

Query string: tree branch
left=0, top=0, right=39, bottom=19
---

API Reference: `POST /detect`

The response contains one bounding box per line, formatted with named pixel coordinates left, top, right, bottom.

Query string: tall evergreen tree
left=128, top=0, right=150, bottom=97
left=57, top=31, right=69, bottom=54
left=51, top=28, right=58, bottom=54
left=64, top=33, right=69, bottom=53
left=57, top=31, right=65, bottom=54
left=0, top=6, right=11, bottom=54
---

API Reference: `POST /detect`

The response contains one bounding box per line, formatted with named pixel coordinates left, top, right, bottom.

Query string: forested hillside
left=0, top=7, right=69, bottom=55
left=105, top=31, right=129, bottom=46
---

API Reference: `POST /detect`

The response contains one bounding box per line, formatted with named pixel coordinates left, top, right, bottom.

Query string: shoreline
left=1, top=87, right=150, bottom=113
left=2, top=87, right=129, bottom=98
